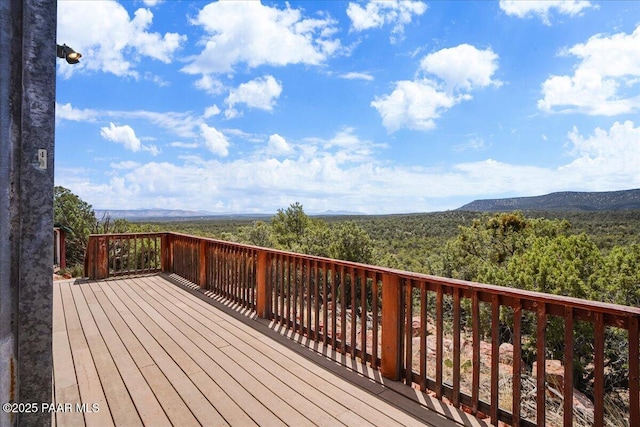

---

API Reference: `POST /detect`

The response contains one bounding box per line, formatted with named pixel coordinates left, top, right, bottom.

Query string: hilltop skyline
left=55, top=0, right=640, bottom=214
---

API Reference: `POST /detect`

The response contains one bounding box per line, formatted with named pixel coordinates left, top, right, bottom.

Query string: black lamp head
left=56, top=44, right=82, bottom=65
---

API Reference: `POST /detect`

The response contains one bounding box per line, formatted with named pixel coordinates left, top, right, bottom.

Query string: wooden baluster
left=563, top=307, right=574, bottom=427
left=630, top=316, right=639, bottom=427
left=453, top=287, right=461, bottom=407
left=536, top=303, right=547, bottom=426
left=594, top=313, right=605, bottom=427
left=512, top=298, right=522, bottom=426
left=491, top=294, right=499, bottom=423
left=420, top=281, right=427, bottom=392
left=435, top=285, right=443, bottom=399
left=472, top=291, right=480, bottom=415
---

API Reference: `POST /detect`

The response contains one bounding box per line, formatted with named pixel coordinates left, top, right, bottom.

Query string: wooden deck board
left=53, top=275, right=464, bottom=426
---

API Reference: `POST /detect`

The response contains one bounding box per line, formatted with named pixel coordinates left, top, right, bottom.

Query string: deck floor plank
left=52, top=281, right=85, bottom=427
left=118, top=277, right=299, bottom=426
left=150, top=278, right=418, bottom=426
left=59, top=282, right=114, bottom=427
left=69, top=283, right=143, bottom=427
left=98, top=280, right=225, bottom=427
left=53, top=275, right=464, bottom=427
left=133, top=276, right=345, bottom=427
left=141, top=277, right=381, bottom=426
left=95, top=282, right=201, bottom=426
left=79, top=284, right=171, bottom=427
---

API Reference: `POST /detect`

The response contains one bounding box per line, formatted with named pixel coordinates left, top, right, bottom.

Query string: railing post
left=85, top=235, right=114, bottom=279
left=199, top=239, right=207, bottom=289
left=256, top=251, right=270, bottom=318
left=381, top=272, right=402, bottom=381
left=161, top=233, right=170, bottom=273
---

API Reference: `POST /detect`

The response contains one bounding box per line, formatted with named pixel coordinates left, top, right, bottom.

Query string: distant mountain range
left=94, top=209, right=218, bottom=220
left=94, top=208, right=365, bottom=220
left=458, top=189, right=640, bottom=212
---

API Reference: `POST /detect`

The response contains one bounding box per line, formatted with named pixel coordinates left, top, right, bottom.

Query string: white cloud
left=100, top=122, right=160, bottom=155
left=203, top=105, right=221, bottom=119
left=100, top=123, right=142, bottom=152
left=562, top=121, right=640, bottom=187
left=59, top=121, right=640, bottom=214
left=539, top=25, right=640, bottom=115
left=499, top=0, right=594, bottom=25
left=372, top=79, right=463, bottom=132
left=372, top=44, right=499, bottom=132
left=112, top=110, right=203, bottom=138
left=170, top=142, right=199, bottom=149
left=183, top=1, right=340, bottom=75
left=339, top=72, right=374, bottom=81
left=453, top=137, right=490, bottom=152
left=142, top=0, right=163, bottom=6
left=267, top=134, right=293, bottom=156
left=55, top=103, right=99, bottom=122
left=200, top=124, right=230, bottom=157
left=194, top=75, right=225, bottom=96
left=225, top=76, right=283, bottom=118
left=347, top=1, right=427, bottom=43
left=110, top=161, right=141, bottom=170
left=420, top=44, right=501, bottom=91
left=57, top=0, right=186, bottom=78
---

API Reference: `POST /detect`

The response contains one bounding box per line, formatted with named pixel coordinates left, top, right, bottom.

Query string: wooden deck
left=52, top=274, right=473, bottom=426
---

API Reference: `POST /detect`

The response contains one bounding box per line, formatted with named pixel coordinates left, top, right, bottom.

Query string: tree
left=53, top=186, right=97, bottom=267
left=329, top=221, right=374, bottom=264
left=271, top=202, right=311, bottom=251
left=596, top=244, right=640, bottom=307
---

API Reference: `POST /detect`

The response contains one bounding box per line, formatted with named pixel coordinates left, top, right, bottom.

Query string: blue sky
left=55, top=0, right=640, bottom=214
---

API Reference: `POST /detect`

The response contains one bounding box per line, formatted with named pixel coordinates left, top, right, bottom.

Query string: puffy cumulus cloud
left=194, top=75, right=225, bottom=96
left=371, top=79, right=464, bottom=132
left=224, top=76, right=283, bottom=119
left=373, top=44, right=499, bottom=132
left=100, top=123, right=142, bottom=152
left=267, top=134, right=293, bottom=156
left=183, top=1, right=341, bottom=76
left=347, top=1, right=427, bottom=43
left=100, top=122, right=160, bottom=155
left=203, top=105, right=221, bottom=119
left=302, top=127, right=385, bottom=163
left=562, top=121, right=640, bottom=187
left=420, top=44, right=501, bottom=91
left=57, top=0, right=186, bottom=78
left=371, top=79, right=468, bottom=132
left=499, top=0, right=594, bottom=25
left=538, top=25, right=640, bottom=115
left=55, top=103, right=99, bottom=122
left=200, top=124, right=230, bottom=157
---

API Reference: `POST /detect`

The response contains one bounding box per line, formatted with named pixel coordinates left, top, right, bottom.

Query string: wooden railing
left=85, top=232, right=640, bottom=427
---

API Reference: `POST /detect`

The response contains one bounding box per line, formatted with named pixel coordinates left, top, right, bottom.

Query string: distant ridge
left=94, top=208, right=366, bottom=220
left=94, top=208, right=218, bottom=220
left=458, top=189, right=640, bottom=212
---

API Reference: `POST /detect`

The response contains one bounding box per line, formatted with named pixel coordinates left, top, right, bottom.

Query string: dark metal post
left=0, top=0, right=57, bottom=425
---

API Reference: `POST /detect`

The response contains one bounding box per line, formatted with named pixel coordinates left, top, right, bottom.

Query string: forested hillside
left=459, top=188, right=640, bottom=211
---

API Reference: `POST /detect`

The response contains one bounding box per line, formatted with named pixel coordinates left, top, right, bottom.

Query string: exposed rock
left=532, top=359, right=565, bottom=393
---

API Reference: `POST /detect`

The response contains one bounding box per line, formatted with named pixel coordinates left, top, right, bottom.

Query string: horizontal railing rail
left=85, top=232, right=640, bottom=427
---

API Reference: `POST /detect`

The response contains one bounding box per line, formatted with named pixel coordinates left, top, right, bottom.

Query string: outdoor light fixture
left=56, top=44, right=81, bottom=64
